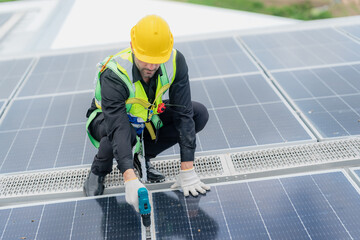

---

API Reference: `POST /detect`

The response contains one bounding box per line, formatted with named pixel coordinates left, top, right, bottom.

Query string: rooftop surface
left=0, top=1, right=360, bottom=239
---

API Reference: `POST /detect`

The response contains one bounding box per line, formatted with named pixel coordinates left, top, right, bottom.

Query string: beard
left=141, top=68, right=157, bottom=79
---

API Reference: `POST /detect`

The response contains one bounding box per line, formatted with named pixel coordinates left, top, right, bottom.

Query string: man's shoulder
left=174, top=49, right=185, bottom=59
left=100, top=68, right=129, bottom=92
left=174, top=49, right=187, bottom=67
left=101, top=68, right=120, bottom=82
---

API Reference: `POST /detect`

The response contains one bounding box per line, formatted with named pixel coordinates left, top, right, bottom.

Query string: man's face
left=134, top=56, right=160, bottom=80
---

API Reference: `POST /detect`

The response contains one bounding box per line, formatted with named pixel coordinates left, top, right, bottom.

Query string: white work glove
left=124, top=178, right=146, bottom=212
left=171, top=168, right=210, bottom=197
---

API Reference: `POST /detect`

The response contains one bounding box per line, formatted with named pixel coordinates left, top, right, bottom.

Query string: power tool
left=138, top=187, right=151, bottom=227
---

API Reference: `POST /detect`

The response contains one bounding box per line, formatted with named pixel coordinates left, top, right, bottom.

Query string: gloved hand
left=171, top=168, right=210, bottom=197
left=124, top=178, right=146, bottom=212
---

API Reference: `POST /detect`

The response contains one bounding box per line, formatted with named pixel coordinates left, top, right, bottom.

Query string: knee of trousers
left=193, top=102, right=209, bottom=133
left=96, top=137, right=114, bottom=160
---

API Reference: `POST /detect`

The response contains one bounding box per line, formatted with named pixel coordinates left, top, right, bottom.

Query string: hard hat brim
left=133, top=49, right=172, bottom=64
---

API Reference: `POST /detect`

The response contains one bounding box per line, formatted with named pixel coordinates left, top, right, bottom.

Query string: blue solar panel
left=240, top=28, right=360, bottom=70
left=0, top=209, right=11, bottom=238
left=272, top=64, right=360, bottom=139
left=153, top=171, right=360, bottom=239
left=0, top=70, right=314, bottom=173
left=0, top=92, right=96, bottom=174
left=175, top=37, right=259, bottom=79
left=1, top=205, right=43, bottom=240
left=18, top=49, right=118, bottom=97
left=295, top=99, right=350, bottom=138
left=189, top=73, right=313, bottom=152
left=0, top=125, right=96, bottom=174
left=35, top=202, right=75, bottom=239
left=0, top=195, right=141, bottom=240
left=0, top=58, right=33, bottom=99
left=0, top=41, right=276, bottom=173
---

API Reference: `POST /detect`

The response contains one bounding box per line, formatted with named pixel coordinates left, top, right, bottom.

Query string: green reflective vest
left=86, top=47, right=177, bottom=148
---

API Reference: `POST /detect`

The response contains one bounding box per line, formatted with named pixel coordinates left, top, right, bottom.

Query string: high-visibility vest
left=86, top=47, right=177, bottom=148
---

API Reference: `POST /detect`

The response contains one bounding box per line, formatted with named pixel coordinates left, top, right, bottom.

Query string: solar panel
left=175, top=37, right=259, bottom=79
left=0, top=92, right=96, bottom=174
left=240, top=28, right=360, bottom=70
left=340, top=25, right=360, bottom=39
left=156, top=38, right=316, bottom=154
left=0, top=195, right=141, bottom=240
left=271, top=64, right=360, bottom=139
left=18, top=48, right=119, bottom=97
left=189, top=73, right=313, bottom=152
left=0, top=209, right=11, bottom=238
left=0, top=38, right=315, bottom=173
left=0, top=48, right=121, bottom=174
left=153, top=171, right=360, bottom=239
left=0, top=92, right=91, bottom=131
left=0, top=58, right=33, bottom=99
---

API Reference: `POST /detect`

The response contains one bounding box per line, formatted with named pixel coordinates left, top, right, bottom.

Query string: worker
left=83, top=14, right=210, bottom=211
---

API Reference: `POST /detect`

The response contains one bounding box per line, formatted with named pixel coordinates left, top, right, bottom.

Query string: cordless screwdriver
left=138, top=187, right=151, bottom=227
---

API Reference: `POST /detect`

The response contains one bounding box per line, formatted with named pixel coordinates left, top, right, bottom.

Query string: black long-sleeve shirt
left=86, top=50, right=196, bottom=172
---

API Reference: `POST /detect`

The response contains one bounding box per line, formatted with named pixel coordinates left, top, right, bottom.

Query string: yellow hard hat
left=131, top=15, right=174, bottom=64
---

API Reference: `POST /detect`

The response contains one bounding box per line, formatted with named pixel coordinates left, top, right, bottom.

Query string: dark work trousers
left=89, top=101, right=209, bottom=176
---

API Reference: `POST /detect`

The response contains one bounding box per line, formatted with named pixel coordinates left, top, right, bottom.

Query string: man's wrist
left=181, top=161, right=193, bottom=171
left=123, top=169, right=137, bottom=182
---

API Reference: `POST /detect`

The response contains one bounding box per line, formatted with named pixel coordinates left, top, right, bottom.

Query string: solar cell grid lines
left=190, top=73, right=313, bottom=151
left=0, top=92, right=96, bottom=173
left=0, top=58, right=33, bottom=99
left=153, top=171, right=360, bottom=240
left=0, top=195, right=142, bottom=240
left=18, top=48, right=119, bottom=97
left=175, top=37, right=259, bottom=79
left=271, top=64, right=360, bottom=139
left=240, top=27, right=360, bottom=70
left=0, top=36, right=317, bottom=173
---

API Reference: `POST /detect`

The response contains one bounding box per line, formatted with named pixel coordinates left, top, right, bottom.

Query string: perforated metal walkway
left=1, top=137, right=359, bottom=207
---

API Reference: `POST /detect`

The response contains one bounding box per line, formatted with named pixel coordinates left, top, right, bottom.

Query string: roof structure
left=0, top=0, right=360, bottom=239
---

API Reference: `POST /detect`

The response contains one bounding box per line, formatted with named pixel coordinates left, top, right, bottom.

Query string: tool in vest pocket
left=138, top=187, right=151, bottom=227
